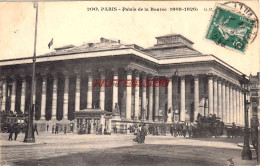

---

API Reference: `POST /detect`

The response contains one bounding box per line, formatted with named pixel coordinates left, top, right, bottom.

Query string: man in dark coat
left=88, top=124, right=91, bottom=134
left=52, top=125, right=55, bottom=134
left=8, top=123, right=14, bottom=141
left=170, top=125, right=174, bottom=136
left=34, top=123, right=38, bottom=135
left=14, top=124, right=21, bottom=141
left=140, top=124, right=147, bottom=143
left=55, top=124, right=58, bottom=134
left=64, top=125, right=67, bottom=134
left=47, top=124, right=49, bottom=132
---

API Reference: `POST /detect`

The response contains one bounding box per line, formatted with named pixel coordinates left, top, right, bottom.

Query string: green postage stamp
left=206, top=6, right=256, bottom=52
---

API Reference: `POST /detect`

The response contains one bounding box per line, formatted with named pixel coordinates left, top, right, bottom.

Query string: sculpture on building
left=113, top=103, right=120, bottom=116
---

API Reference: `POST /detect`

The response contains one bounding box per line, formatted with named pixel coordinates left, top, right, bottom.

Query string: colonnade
left=0, top=70, right=246, bottom=126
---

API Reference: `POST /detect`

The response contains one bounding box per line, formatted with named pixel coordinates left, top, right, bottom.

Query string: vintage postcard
left=0, top=1, right=259, bottom=166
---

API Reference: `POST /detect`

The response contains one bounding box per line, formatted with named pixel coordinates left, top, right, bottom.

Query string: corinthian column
left=75, top=71, right=81, bottom=111
left=148, top=75, right=153, bottom=122
left=141, top=73, right=147, bottom=120
left=233, top=87, right=237, bottom=124
left=240, top=90, right=244, bottom=125
left=226, top=83, right=230, bottom=123
left=180, top=76, right=186, bottom=121
left=194, top=75, right=199, bottom=120
left=1, top=79, right=7, bottom=111
left=51, top=74, right=58, bottom=120
left=236, top=88, right=240, bottom=125
left=217, top=79, right=222, bottom=118
left=222, top=80, right=226, bottom=123
left=112, top=68, right=118, bottom=110
left=126, top=68, right=132, bottom=120
left=10, top=77, right=17, bottom=112
left=213, top=76, right=218, bottom=115
left=230, top=86, right=234, bottom=123
left=20, top=76, right=26, bottom=113
left=99, top=68, right=105, bottom=110
left=208, top=74, right=214, bottom=115
left=134, top=70, right=140, bottom=120
left=41, top=74, right=47, bottom=120
left=63, top=72, right=69, bottom=120
left=87, top=71, right=93, bottom=109
left=167, top=76, right=173, bottom=123
left=154, top=76, right=159, bottom=122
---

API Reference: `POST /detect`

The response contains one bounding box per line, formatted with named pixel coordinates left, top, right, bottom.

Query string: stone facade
left=0, top=34, right=248, bottom=132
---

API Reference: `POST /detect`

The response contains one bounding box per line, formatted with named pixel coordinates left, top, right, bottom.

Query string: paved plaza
left=0, top=132, right=257, bottom=166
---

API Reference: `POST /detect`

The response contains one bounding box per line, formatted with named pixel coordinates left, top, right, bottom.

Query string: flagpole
left=24, top=2, right=38, bottom=143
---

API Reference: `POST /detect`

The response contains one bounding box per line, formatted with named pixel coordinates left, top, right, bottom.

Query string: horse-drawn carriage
left=0, top=111, right=27, bottom=133
left=192, top=115, right=224, bottom=138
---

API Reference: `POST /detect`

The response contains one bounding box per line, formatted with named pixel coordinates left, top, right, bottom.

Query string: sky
left=0, top=1, right=259, bottom=75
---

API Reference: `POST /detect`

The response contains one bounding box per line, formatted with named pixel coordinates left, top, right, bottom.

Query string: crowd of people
left=133, top=124, right=148, bottom=144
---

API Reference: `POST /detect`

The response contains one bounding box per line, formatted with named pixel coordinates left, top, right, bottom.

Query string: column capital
left=180, top=75, right=186, bottom=80
left=166, top=75, right=173, bottom=79
left=63, top=71, right=70, bottom=78
left=125, top=67, right=133, bottom=75
left=213, top=75, right=219, bottom=81
left=134, top=70, right=140, bottom=77
left=192, top=74, right=200, bottom=78
left=73, top=69, right=81, bottom=75
left=147, top=73, right=154, bottom=79
left=141, top=72, right=147, bottom=78
left=9, top=75, right=18, bottom=80
left=0, top=76, right=6, bottom=81
left=207, top=73, right=214, bottom=79
left=153, top=75, right=160, bottom=80
left=85, top=69, right=93, bottom=75
left=111, top=68, right=118, bottom=76
left=99, top=68, right=106, bottom=75
left=217, top=78, right=223, bottom=83
left=39, top=73, right=48, bottom=78
left=50, top=72, right=58, bottom=78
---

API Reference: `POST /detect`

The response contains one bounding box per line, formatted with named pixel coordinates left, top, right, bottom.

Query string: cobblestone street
left=1, top=132, right=257, bottom=166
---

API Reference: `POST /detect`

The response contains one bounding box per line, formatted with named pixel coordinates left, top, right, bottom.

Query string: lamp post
left=24, top=2, right=38, bottom=143
left=240, top=74, right=252, bottom=160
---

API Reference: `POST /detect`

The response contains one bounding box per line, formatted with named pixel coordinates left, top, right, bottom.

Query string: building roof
left=155, top=34, right=194, bottom=45
left=0, top=34, right=245, bottom=79
left=42, top=38, right=129, bottom=57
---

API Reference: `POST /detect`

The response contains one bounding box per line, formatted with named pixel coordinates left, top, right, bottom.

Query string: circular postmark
left=222, top=1, right=259, bottom=44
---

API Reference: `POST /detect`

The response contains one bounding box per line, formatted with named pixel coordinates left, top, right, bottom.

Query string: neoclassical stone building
left=0, top=34, right=247, bottom=132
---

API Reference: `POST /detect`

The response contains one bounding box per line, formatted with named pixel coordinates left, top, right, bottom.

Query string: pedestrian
left=98, top=125, right=103, bottom=135
left=47, top=124, right=49, bottom=132
left=170, top=125, right=174, bottom=136
left=64, top=125, right=67, bottom=134
left=140, top=124, right=147, bottom=143
left=8, top=123, right=14, bottom=141
left=34, top=123, right=38, bottom=135
left=52, top=125, right=55, bottom=134
left=134, top=125, right=142, bottom=143
left=88, top=123, right=91, bottom=134
left=55, top=124, right=58, bottom=134
left=14, top=124, right=21, bottom=141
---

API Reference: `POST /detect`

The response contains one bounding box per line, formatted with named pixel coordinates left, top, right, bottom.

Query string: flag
left=33, top=2, right=38, bottom=9
left=48, top=38, right=53, bottom=49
